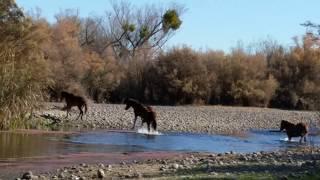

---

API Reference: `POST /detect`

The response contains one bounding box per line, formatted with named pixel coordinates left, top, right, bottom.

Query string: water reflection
left=0, top=132, right=65, bottom=159
left=0, top=130, right=319, bottom=160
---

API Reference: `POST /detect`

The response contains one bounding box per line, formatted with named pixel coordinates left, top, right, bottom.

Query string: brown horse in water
left=60, top=91, right=88, bottom=120
left=124, top=98, right=157, bottom=132
left=280, top=120, right=308, bottom=143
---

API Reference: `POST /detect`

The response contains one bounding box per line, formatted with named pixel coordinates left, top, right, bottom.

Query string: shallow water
left=69, top=129, right=320, bottom=153
left=0, top=129, right=319, bottom=159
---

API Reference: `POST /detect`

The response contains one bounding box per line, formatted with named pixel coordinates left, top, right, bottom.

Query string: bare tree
left=80, top=1, right=184, bottom=61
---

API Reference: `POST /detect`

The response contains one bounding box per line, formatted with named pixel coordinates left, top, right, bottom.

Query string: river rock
left=98, top=163, right=105, bottom=168
left=71, top=174, right=79, bottom=180
left=239, top=155, right=248, bottom=161
left=58, top=173, right=65, bottom=179
left=172, top=163, right=180, bottom=169
left=21, top=171, right=37, bottom=180
left=97, top=169, right=105, bottom=178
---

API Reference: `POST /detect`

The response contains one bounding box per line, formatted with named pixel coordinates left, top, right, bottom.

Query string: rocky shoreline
left=38, top=103, right=318, bottom=134
left=15, top=147, right=320, bottom=179
left=2, top=104, right=319, bottom=179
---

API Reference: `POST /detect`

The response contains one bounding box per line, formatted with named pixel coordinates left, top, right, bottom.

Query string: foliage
left=80, top=1, right=185, bottom=59
left=152, top=47, right=209, bottom=104
left=0, top=0, right=50, bottom=129
left=163, top=9, right=182, bottom=31
left=2, top=0, right=320, bottom=126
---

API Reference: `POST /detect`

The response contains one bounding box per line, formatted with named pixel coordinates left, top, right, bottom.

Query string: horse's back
left=63, top=92, right=86, bottom=106
left=287, top=122, right=308, bottom=137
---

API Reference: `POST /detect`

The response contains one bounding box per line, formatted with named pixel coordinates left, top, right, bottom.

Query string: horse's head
left=280, top=120, right=288, bottom=131
left=60, top=91, right=68, bottom=101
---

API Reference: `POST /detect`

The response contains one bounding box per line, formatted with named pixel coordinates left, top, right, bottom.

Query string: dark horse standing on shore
left=280, top=120, right=308, bottom=143
left=60, top=91, right=88, bottom=120
left=124, top=98, right=157, bottom=132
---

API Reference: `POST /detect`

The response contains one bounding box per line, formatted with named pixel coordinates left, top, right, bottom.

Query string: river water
left=1, top=129, right=319, bottom=159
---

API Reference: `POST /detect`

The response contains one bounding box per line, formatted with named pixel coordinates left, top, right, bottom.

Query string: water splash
left=280, top=138, right=300, bottom=142
left=309, top=120, right=320, bottom=136
left=137, top=127, right=162, bottom=135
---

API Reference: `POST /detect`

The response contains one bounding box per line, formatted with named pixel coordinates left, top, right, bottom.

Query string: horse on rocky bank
left=124, top=98, right=157, bottom=132
left=60, top=91, right=88, bottom=120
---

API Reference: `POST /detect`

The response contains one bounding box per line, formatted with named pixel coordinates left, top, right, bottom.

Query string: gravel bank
left=15, top=147, right=320, bottom=179
left=39, top=103, right=319, bottom=134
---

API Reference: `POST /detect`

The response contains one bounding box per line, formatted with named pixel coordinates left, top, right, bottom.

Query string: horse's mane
left=127, top=98, right=140, bottom=104
left=146, top=106, right=153, bottom=112
left=62, top=91, right=85, bottom=99
left=281, top=120, right=294, bottom=126
left=61, top=91, right=73, bottom=97
left=126, top=98, right=152, bottom=111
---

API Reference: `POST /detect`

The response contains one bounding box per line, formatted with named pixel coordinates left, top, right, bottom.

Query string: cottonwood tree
left=301, top=21, right=320, bottom=47
left=80, top=1, right=184, bottom=61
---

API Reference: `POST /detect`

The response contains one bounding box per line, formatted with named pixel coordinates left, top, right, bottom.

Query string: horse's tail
left=150, top=111, right=157, bottom=130
left=84, top=101, right=88, bottom=114
left=303, top=123, right=308, bottom=134
left=152, top=119, right=157, bottom=131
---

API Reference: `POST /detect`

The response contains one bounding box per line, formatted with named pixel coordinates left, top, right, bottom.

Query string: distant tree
left=80, top=1, right=184, bottom=60
left=146, top=47, right=209, bottom=104
left=301, top=21, right=320, bottom=47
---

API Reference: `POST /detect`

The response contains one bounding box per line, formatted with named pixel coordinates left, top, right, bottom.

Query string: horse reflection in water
left=280, top=120, right=308, bottom=143
left=124, top=98, right=157, bottom=132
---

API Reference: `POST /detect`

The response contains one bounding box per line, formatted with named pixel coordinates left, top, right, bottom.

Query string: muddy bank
left=38, top=103, right=318, bottom=134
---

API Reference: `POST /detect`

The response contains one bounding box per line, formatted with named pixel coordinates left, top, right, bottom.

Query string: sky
left=16, top=0, right=320, bottom=52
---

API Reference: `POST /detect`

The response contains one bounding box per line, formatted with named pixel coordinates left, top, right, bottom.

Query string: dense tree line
left=0, top=0, right=50, bottom=129
left=1, top=1, right=320, bottom=129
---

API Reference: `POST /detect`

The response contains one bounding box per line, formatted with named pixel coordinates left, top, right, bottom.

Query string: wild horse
left=60, top=91, right=88, bottom=120
left=280, top=120, right=308, bottom=143
left=124, top=98, right=157, bottom=132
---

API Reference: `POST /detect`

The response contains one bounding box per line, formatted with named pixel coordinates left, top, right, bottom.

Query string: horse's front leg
left=147, top=122, right=151, bottom=132
left=300, top=135, right=307, bottom=143
left=65, top=107, right=70, bottom=119
left=132, top=116, right=137, bottom=129
left=75, top=111, right=82, bottom=120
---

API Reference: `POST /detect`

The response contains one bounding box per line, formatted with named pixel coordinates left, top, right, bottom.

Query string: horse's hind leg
left=76, top=105, right=84, bottom=120
left=303, top=135, right=307, bottom=143
left=132, top=116, right=137, bottom=129
left=147, top=122, right=151, bottom=132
